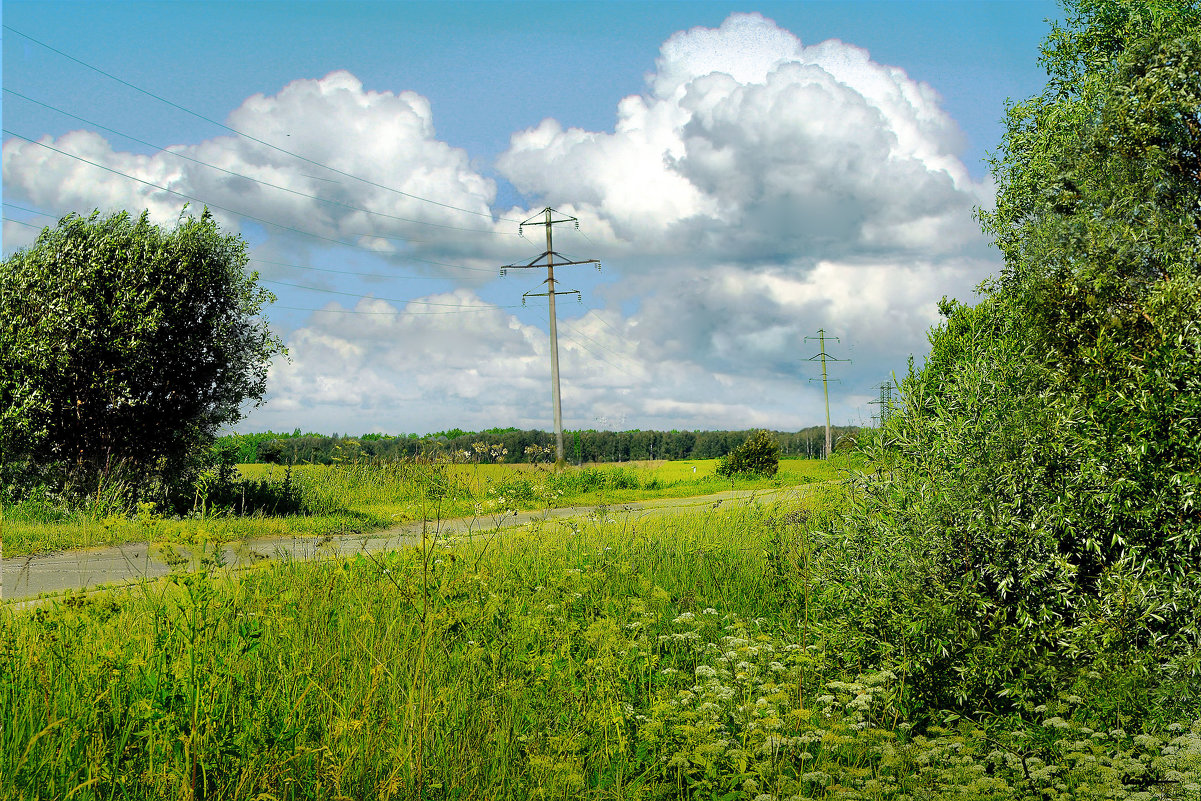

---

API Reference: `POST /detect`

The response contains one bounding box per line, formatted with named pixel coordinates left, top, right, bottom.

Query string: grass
left=0, top=457, right=844, bottom=557
left=4, top=491, right=1199, bottom=800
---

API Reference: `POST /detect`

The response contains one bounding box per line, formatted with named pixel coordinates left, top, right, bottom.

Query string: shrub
left=0, top=208, right=282, bottom=501
left=716, top=430, right=779, bottom=477
left=780, top=0, right=1201, bottom=719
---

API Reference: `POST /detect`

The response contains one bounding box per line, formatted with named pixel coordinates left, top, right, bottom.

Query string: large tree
left=0, top=208, right=283, bottom=499
left=806, top=0, right=1201, bottom=714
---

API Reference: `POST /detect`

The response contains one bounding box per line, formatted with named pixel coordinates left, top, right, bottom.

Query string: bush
left=0, top=207, right=282, bottom=502
left=778, top=0, right=1201, bottom=720
left=716, top=430, right=779, bottom=477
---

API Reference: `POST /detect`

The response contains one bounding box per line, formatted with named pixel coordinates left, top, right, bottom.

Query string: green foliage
left=2, top=457, right=836, bottom=557
left=0, top=208, right=283, bottom=503
left=716, top=429, right=781, bottom=477
left=5, top=504, right=1200, bottom=799
left=790, top=0, right=1201, bottom=718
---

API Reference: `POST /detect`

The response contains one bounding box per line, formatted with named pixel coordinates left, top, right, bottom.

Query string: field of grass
left=4, top=489, right=1198, bottom=800
left=0, top=457, right=843, bottom=557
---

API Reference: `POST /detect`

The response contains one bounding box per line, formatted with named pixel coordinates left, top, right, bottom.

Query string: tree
left=803, top=0, right=1201, bottom=715
left=0, top=208, right=284, bottom=500
left=716, top=430, right=780, bottom=477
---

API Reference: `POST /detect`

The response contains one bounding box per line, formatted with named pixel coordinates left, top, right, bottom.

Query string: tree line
left=216, top=426, right=860, bottom=466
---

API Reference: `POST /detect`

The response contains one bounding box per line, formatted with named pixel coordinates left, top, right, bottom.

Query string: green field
left=4, top=487, right=1198, bottom=800
left=0, top=458, right=842, bottom=557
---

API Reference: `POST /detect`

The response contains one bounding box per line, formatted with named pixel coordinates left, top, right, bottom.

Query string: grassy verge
left=0, top=457, right=846, bottom=557
left=3, top=493, right=1198, bottom=799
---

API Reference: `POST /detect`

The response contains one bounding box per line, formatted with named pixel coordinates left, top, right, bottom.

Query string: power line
left=581, top=304, right=629, bottom=339
left=261, top=279, right=514, bottom=309
left=2, top=130, right=496, bottom=273
left=3, top=216, right=512, bottom=316
left=249, top=257, right=441, bottom=281
left=557, top=331, right=636, bottom=375
left=561, top=321, right=643, bottom=371
left=6, top=205, right=454, bottom=281
left=3, top=88, right=515, bottom=238
left=4, top=24, right=518, bottom=224
left=517, top=298, right=642, bottom=372
left=4, top=217, right=45, bottom=231
left=3, top=202, right=58, bottom=219
left=272, top=303, right=518, bottom=317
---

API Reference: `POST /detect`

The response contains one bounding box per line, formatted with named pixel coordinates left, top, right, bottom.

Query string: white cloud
left=497, top=12, right=988, bottom=262
left=2, top=71, right=519, bottom=271
left=254, top=289, right=846, bottom=434
left=490, top=11, right=997, bottom=428
left=4, top=14, right=1001, bottom=434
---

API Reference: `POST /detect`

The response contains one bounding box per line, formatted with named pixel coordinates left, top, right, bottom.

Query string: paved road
left=1, top=486, right=813, bottom=605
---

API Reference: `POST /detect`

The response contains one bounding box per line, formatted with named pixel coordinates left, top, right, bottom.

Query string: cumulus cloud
left=4, top=14, right=1001, bottom=433
left=494, top=12, right=997, bottom=422
left=255, top=289, right=835, bottom=434
left=498, top=12, right=987, bottom=263
left=2, top=71, right=519, bottom=272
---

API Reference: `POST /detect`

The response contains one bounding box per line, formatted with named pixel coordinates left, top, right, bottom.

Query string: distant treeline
left=216, top=426, right=860, bottom=465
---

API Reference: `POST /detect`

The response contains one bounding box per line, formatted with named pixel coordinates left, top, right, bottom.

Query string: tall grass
left=4, top=497, right=1198, bottom=799
left=2, top=457, right=844, bottom=557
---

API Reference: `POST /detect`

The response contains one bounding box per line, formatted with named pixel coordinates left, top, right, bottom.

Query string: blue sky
left=3, top=1, right=1061, bottom=435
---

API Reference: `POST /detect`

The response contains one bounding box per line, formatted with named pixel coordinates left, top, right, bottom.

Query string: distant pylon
left=869, top=381, right=894, bottom=427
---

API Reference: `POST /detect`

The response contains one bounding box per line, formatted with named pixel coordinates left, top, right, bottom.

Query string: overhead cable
left=4, top=25, right=518, bottom=224
left=2, top=129, right=495, bottom=273
left=4, top=88, right=514, bottom=237
left=262, top=278, right=511, bottom=310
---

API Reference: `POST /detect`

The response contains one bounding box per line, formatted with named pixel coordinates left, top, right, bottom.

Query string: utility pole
left=499, top=208, right=600, bottom=463
left=805, top=329, right=850, bottom=458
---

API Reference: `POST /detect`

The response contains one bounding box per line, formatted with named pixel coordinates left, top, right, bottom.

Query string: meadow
left=0, top=457, right=837, bottom=557
left=3, top=484, right=1199, bottom=800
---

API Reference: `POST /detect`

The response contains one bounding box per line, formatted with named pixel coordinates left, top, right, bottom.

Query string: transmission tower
left=805, top=329, right=850, bottom=458
left=869, top=382, right=895, bottom=427
left=499, top=208, right=601, bottom=463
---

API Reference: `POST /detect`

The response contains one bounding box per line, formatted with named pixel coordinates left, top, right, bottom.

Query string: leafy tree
left=0, top=208, right=283, bottom=501
left=716, top=430, right=780, bottom=477
left=803, top=0, right=1201, bottom=716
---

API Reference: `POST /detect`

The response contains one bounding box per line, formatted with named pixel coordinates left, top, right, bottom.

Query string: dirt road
left=1, top=485, right=813, bottom=606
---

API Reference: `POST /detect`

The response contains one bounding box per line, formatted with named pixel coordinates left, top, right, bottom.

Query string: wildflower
left=673, top=612, right=695, bottom=624
left=695, top=665, right=718, bottom=679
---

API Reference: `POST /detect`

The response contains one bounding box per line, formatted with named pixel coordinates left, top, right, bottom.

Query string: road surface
left=1, top=485, right=814, bottom=606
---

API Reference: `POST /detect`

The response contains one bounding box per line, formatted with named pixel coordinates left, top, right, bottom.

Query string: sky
left=2, top=0, right=1062, bottom=435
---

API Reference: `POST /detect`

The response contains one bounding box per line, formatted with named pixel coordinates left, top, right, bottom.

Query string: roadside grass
left=4, top=494, right=1198, bottom=800
left=1, top=457, right=846, bottom=557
